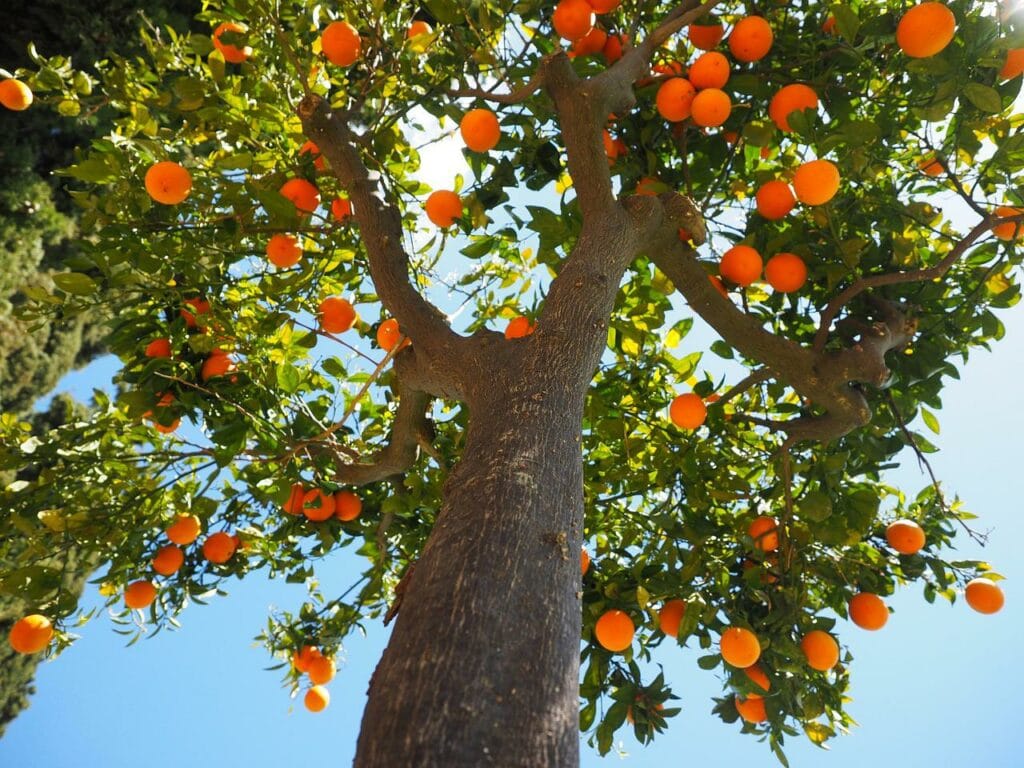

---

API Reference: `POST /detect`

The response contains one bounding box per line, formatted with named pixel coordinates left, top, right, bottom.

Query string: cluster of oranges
left=292, top=645, right=337, bottom=712
left=282, top=483, right=363, bottom=523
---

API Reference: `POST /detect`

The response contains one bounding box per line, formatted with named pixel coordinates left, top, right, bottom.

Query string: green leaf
left=52, top=272, right=98, bottom=295
left=921, top=408, right=940, bottom=435
left=962, top=83, right=1003, bottom=114
left=276, top=364, right=302, bottom=394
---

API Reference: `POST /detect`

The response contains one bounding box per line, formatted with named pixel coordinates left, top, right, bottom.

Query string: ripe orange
left=896, top=3, right=956, bottom=59
left=688, top=52, right=730, bottom=90
left=822, top=16, right=838, bottom=35
left=266, top=234, right=302, bottom=268
left=377, top=317, right=409, bottom=352
left=992, top=206, right=1024, bottom=241
left=720, top=244, right=762, bottom=286
left=146, top=393, right=180, bottom=433
left=302, top=489, right=337, bottom=522
left=331, top=197, right=353, bottom=221
left=964, top=578, right=1004, bottom=614
left=460, top=108, right=501, bottom=152
left=145, top=338, right=172, bottom=358
left=689, top=21, right=724, bottom=51
left=793, top=159, right=840, bottom=205
left=571, top=27, right=608, bottom=58
left=748, top=516, right=779, bottom=552
left=212, top=22, right=252, bottom=64
left=145, top=161, right=192, bottom=205
left=152, top=545, right=185, bottom=576
left=293, top=645, right=321, bottom=672
left=669, top=393, right=707, bottom=430
left=720, top=626, right=760, bottom=667
left=425, top=190, right=463, bottom=227
left=602, top=33, right=627, bottom=63
left=801, top=630, right=839, bottom=671
left=335, top=490, right=362, bottom=521
left=124, top=580, right=157, bottom=610
left=581, top=547, right=590, bottom=575
left=764, top=252, right=807, bottom=293
left=279, top=178, right=320, bottom=215
left=635, top=176, right=664, bottom=196
left=0, top=79, right=33, bottom=111
left=885, top=519, right=925, bottom=555
left=203, top=531, right=238, bottom=563
left=322, top=21, right=360, bottom=66
left=690, top=88, right=731, bottom=127
left=319, top=297, right=357, bottom=334
left=553, top=0, right=595, bottom=41
left=307, top=654, right=336, bottom=685
left=735, top=695, right=767, bottom=723
left=407, top=20, right=433, bottom=39
left=201, top=350, right=236, bottom=382
left=659, top=599, right=686, bottom=638
left=918, top=155, right=944, bottom=176
left=505, top=316, right=535, bottom=339
left=589, top=0, right=621, bottom=11
left=166, top=514, right=201, bottom=545
left=305, top=685, right=330, bottom=712
left=728, top=16, right=773, bottom=62
left=755, top=180, right=795, bottom=220
left=594, top=609, right=635, bottom=652
left=283, top=483, right=305, bottom=515
left=1002, top=48, right=1024, bottom=80
left=743, top=663, right=770, bottom=693
left=768, top=84, right=818, bottom=132
left=849, top=593, right=889, bottom=630
left=299, top=140, right=326, bottom=171
left=180, top=297, right=210, bottom=328
left=8, top=615, right=53, bottom=654
left=655, top=78, right=696, bottom=122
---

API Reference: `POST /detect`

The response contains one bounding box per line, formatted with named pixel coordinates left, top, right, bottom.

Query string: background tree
left=1, top=0, right=1020, bottom=765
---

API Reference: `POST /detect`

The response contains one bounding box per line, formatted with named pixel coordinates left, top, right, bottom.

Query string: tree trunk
left=355, top=367, right=588, bottom=767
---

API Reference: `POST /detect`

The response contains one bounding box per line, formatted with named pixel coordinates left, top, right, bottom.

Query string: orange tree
left=1, top=0, right=1021, bottom=764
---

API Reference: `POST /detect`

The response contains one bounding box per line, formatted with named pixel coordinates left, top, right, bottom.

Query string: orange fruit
left=964, top=578, right=1004, bottom=614
left=659, top=599, right=687, bottom=638
left=602, top=33, right=627, bottom=63
left=553, top=0, right=595, bottom=41
left=266, top=234, right=302, bottom=268
left=180, top=297, right=211, bottom=328
left=201, top=350, right=236, bottom=382
left=801, top=630, right=839, bottom=671
left=305, top=685, right=330, bottom=712
left=145, top=161, right=192, bottom=205
left=728, top=16, right=773, bottom=62
left=690, top=88, right=731, bottom=127
left=299, top=140, right=326, bottom=171
left=896, top=3, right=956, bottom=59
left=768, top=83, right=818, bottom=132
left=152, top=545, right=185, bottom=576
left=635, top=176, right=664, bottom=196
left=720, top=244, right=762, bottom=286
left=764, top=252, right=807, bottom=293
left=689, top=21, right=724, bottom=50
left=885, top=519, right=925, bottom=555
left=589, top=0, right=621, bottom=12
left=571, top=27, right=608, bottom=58
left=0, top=79, right=33, bottom=111
left=166, top=514, right=201, bottom=545
left=669, top=393, right=707, bottom=429
left=655, top=78, right=696, bottom=122
left=743, top=663, right=770, bottom=693
left=602, top=129, right=627, bottom=160
left=822, top=16, right=838, bottom=35
left=407, top=20, right=433, bottom=39
left=755, top=180, right=795, bottom=220
left=307, top=654, right=336, bottom=685
left=460, top=108, right=501, bottom=153
left=793, top=159, right=840, bottom=205
left=335, top=490, right=362, bottom=521
left=748, top=516, right=779, bottom=552
left=735, top=695, right=767, bottom=723
left=1001, top=48, right=1024, bottom=80
left=8, top=615, right=53, bottom=654
left=283, top=483, right=305, bottom=515
left=302, top=489, right=336, bottom=522
left=319, top=297, right=357, bottom=334
left=918, top=155, right=944, bottom=176
left=720, top=626, right=760, bottom=667
left=594, top=609, right=635, bottom=652
left=425, top=190, right=463, bottom=228
left=203, top=531, right=238, bottom=563
left=377, top=317, right=409, bottom=352
left=145, top=338, right=172, bottom=358
left=124, top=580, right=157, bottom=610
left=992, top=206, right=1024, bottom=241
left=581, top=547, right=590, bottom=575
left=505, top=316, right=536, bottom=339
left=212, top=22, right=252, bottom=64
left=331, top=197, right=353, bottom=221
left=293, top=645, right=321, bottom=673
left=688, top=52, right=730, bottom=90
left=709, top=275, right=729, bottom=298
left=849, top=593, right=889, bottom=630
left=279, top=178, right=320, bottom=215
left=322, top=21, right=360, bottom=66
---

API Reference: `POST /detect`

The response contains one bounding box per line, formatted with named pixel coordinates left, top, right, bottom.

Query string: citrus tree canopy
left=1, top=0, right=1021, bottom=765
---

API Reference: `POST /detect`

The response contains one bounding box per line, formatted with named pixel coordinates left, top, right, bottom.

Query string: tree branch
left=450, top=67, right=546, bottom=104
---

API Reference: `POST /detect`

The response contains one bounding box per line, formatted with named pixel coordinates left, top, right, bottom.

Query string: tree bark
left=354, top=362, right=589, bottom=768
